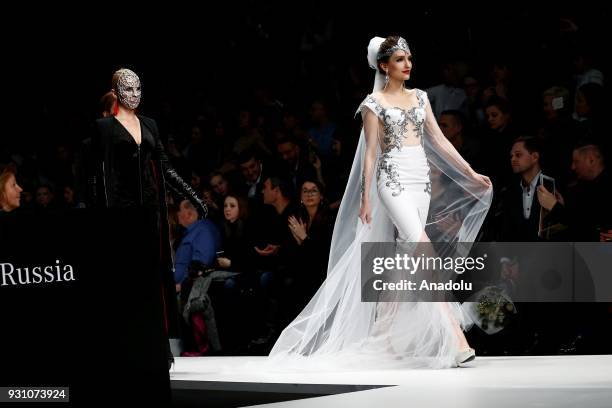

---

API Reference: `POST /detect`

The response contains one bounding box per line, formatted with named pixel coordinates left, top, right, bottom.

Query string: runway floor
left=170, top=354, right=612, bottom=407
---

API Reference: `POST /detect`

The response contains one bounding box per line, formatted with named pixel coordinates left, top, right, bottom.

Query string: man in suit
left=538, top=144, right=611, bottom=242
left=237, top=148, right=279, bottom=207
left=536, top=144, right=612, bottom=354
left=275, top=135, right=325, bottom=197
left=495, top=136, right=551, bottom=354
left=499, top=136, right=545, bottom=242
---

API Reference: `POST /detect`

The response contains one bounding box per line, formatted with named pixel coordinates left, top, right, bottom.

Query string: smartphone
left=539, top=173, right=556, bottom=195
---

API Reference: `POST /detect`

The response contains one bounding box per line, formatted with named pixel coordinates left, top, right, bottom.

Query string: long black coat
left=77, top=115, right=206, bottom=337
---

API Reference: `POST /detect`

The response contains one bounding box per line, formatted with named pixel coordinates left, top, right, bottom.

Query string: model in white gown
left=267, top=36, right=493, bottom=370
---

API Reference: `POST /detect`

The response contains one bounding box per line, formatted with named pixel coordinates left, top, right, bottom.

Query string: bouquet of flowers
left=463, top=286, right=516, bottom=335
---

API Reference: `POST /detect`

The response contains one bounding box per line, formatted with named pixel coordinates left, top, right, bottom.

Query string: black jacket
left=547, top=170, right=612, bottom=241
left=499, top=179, right=543, bottom=242
left=76, top=115, right=207, bottom=337
left=78, top=115, right=206, bottom=215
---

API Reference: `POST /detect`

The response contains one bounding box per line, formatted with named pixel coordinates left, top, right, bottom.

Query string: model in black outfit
left=77, top=68, right=207, bottom=369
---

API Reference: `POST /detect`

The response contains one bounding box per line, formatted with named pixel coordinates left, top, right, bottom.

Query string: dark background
left=0, top=209, right=171, bottom=404
left=4, top=4, right=610, bottom=150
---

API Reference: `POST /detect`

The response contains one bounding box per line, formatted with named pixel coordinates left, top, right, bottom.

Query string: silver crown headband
left=377, top=37, right=410, bottom=60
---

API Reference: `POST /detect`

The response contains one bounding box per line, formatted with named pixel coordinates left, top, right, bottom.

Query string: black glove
left=164, top=167, right=208, bottom=219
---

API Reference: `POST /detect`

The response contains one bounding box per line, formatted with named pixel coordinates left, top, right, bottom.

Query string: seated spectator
left=233, top=108, right=272, bottom=158
left=426, top=60, right=469, bottom=119
left=237, top=148, right=274, bottom=202
left=572, top=47, right=604, bottom=91
left=463, top=75, right=486, bottom=127
left=208, top=119, right=235, bottom=172
left=215, top=194, right=259, bottom=351
left=307, top=100, right=337, bottom=160
left=209, top=171, right=230, bottom=200
left=499, top=137, right=545, bottom=241
left=276, top=135, right=325, bottom=196
left=482, top=96, right=519, bottom=189
left=573, top=83, right=607, bottom=158
left=35, top=184, right=57, bottom=210
left=243, top=175, right=297, bottom=347
left=286, top=180, right=334, bottom=308
left=200, top=185, right=223, bottom=227
left=574, top=83, right=604, bottom=124
left=61, top=185, right=80, bottom=209
left=174, top=199, right=222, bottom=357
left=538, top=142, right=611, bottom=354
left=281, top=107, right=310, bottom=145
left=258, top=175, right=298, bottom=259
left=218, top=194, right=255, bottom=273
left=482, top=59, right=525, bottom=113
left=0, top=167, right=22, bottom=213
left=174, top=200, right=222, bottom=288
left=538, top=144, right=611, bottom=241
left=183, top=123, right=211, bottom=177
left=538, top=86, right=578, bottom=185
left=439, top=109, right=483, bottom=171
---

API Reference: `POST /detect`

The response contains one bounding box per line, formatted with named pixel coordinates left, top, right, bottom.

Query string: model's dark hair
left=377, top=36, right=401, bottom=74
left=99, top=91, right=116, bottom=115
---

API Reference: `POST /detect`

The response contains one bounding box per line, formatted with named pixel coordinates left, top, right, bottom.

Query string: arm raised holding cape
left=423, top=94, right=491, bottom=190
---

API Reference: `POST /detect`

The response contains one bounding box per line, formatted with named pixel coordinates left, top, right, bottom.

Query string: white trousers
left=377, top=145, right=431, bottom=243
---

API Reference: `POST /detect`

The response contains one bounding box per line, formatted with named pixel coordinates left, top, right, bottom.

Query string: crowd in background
left=2, top=6, right=610, bottom=357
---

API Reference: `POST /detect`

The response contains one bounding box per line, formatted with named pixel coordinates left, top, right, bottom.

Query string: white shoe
left=455, top=348, right=476, bottom=366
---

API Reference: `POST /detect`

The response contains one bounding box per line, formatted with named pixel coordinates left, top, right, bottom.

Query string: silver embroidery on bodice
left=358, top=89, right=432, bottom=197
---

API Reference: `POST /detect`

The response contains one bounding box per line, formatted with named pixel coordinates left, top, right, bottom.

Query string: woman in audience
left=287, top=179, right=334, bottom=306
left=218, top=194, right=254, bottom=273
left=482, top=96, right=518, bottom=188
left=0, top=167, right=23, bottom=212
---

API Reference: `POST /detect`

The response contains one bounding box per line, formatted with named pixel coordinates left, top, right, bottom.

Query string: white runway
left=170, top=355, right=612, bottom=407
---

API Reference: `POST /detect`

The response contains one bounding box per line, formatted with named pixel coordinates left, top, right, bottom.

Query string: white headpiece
left=368, top=37, right=385, bottom=92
